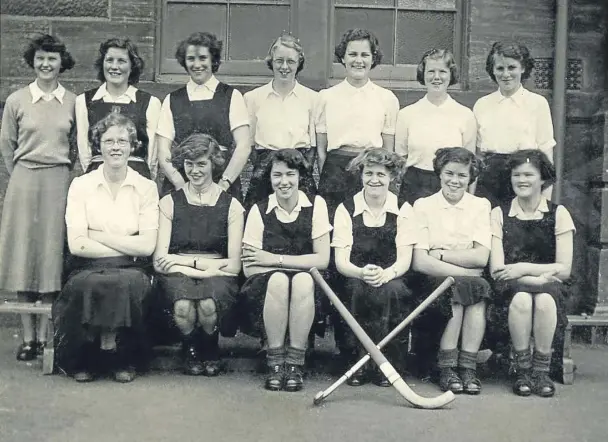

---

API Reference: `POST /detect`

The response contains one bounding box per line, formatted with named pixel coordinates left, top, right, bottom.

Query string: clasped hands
left=155, top=254, right=234, bottom=277
left=359, top=264, right=394, bottom=287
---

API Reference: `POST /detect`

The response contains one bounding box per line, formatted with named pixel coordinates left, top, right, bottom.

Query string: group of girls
left=0, top=28, right=574, bottom=399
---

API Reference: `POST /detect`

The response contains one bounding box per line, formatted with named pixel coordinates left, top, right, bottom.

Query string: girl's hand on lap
left=493, top=264, right=526, bottom=281
left=241, top=244, right=276, bottom=267
left=156, top=256, right=178, bottom=272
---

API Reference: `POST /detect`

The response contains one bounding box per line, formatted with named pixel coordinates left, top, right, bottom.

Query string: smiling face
left=511, top=162, right=544, bottom=199
left=272, top=44, right=299, bottom=84
left=33, top=50, right=61, bottom=83
left=424, top=58, right=451, bottom=95
left=185, top=45, right=213, bottom=85
left=342, top=39, right=373, bottom=83
left=100, top=125, right=132, bottom=169
left=103, top=47, right=132, bottom=88
left=492, top=54, right=524, bottom=96
left=184, top=154, right=214, bottom=188
left=271, top=160, right=299, bottom=201
left=362, top=163, right=391, bottom=199
left=440, top=161, right=470, bottom=204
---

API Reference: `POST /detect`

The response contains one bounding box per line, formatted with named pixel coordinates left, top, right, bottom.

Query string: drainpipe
left=552, top=0, right=569, bottom=204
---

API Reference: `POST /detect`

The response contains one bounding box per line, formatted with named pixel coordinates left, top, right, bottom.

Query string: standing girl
left=489, top=150, right=574, bottom=397
left=0, top=34, right=76, bottom=361
left=474, top=41, right=555, bottom=207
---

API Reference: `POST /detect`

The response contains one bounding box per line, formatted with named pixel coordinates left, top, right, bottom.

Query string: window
left=331, top=0, right=466, bottom=87
left=158, top=0, right=294, bottom=82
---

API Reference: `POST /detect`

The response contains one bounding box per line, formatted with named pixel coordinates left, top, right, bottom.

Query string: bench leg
left=562, top=323, right=574, bottom=385
left=42, top=313, right=55, bottom=375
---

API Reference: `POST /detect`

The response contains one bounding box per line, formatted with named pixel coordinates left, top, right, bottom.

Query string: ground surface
left=0, top=326, right=607, bottom=442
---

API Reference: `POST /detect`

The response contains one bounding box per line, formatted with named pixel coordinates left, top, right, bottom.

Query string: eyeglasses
left=101, top=139, right=130, bottom=148
left=273, top=58, right=298, bottom=66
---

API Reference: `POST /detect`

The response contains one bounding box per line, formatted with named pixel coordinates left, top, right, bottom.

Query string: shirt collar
left=507, top=197, right=549, bottom=217
left=91, top=83, right=138, bottom=102
left=352, top=190, right=400, bottom=217
left=187, top=75, right=219, bottom=95
left=495, top=85, right=527, bottom=106
left=29, top=81, right=66, bottom=104
left=340, top=78, right=374, bottom=94
left=94, top=164, right=140, bottom=189
left=423, top=94, right=455, bottom=109
left=434, top=189, right=470, bottom=210
left=263, top=80, right=305, bottom=99
left=266, top=190, right=312, bottom=215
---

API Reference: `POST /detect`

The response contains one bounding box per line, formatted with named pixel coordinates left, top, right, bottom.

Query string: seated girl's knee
left=267, top=272, right=290, bottom=293
left=534, top=293, right=557, bottom=314
left=174, top=300, right=194, bottom=318
left=291, top=273, right=314, bottom=291
left=198, top=299, right=216, bottom=317
left=509, top=292, right=533, bottom=315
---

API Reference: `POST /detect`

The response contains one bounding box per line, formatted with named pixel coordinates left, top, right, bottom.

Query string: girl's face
left=424, top=58, right=451, bottom=95
left=511, top=162, right=544, bottom=199
left=33, top=50, right=61, bottom=83
left=271, top=160, right=299, bottom=200
left=100, top=125, right=133, bottom=169
left=185, top=45, right=213, bottom=85
left=184, top=154, right=214, bottom=188
left=493, top=54, right=524, bottom=95
left=103, top=47, right=132, bottom=88
left=362, top=163, right=391, bottom=199
left=343, top=39, right=373, bottom=83
left=272, top=45, right=299, bottom=83
left=440, top=161, right=470, bottom=204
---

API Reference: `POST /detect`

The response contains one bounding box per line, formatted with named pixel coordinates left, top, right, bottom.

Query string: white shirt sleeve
left=330, top=203, right=353, bottom=249
left=472, top=198, right=492, bottom=250
left=138, top=182, right=160, bottom=231
left=145, top=95, right=162, bottom=180
left=75, top=93, right=92, bottom=171
left=65, top=178, right=89, bottom=243
left=413, top=200, right=431, bottom=250
left=242, top=204, right=264, bottom=249
left=159, top=194, right=174, bottom=221
left=396, top=202, right=418, bottom=247
left=244, top=90, right=258, bottom=147
left=490, top=206, right=504, bottom=239
left=309, top=91, right=319, bottom=147
left=228, top=197, right=246, bottom=225
left=462, top=109, right=478, bottom=152
left=536, top=95, right=556, bottom=153
left=394, top=108, right=410, bottom=157
left=382, top=91, right=400, bottom=135
left=311, top=196, right=333, bottom=240
left=555, top=205, right=576, bottom=236
left=315, top=90, right=327, bottom=134
left=229, top=89, right=250, bottom=132
left=155, top=94, right=175, bottom=141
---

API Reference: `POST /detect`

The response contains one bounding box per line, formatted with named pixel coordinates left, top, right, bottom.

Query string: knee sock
left=532, top=350, right=551, bottom=373
left=437, top=348, right=458, bottom=369
left=513, top=348, right=533, bottom=371
left=267, top=346, right=285, bottom=367
left=286, top=346, right=306, bottom=366
left=458, top=350, right=478, bottom=371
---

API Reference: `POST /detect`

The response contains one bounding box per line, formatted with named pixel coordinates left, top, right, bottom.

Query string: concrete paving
left=0, top=325, right=607, bottom=442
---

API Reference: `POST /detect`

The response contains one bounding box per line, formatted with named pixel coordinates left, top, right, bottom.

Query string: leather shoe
left=73, top=371, right=95, bottom=383
left=16, top=341, right=37, bottom=361
left=439, top=368, right=464, bottom=393
left=285, top=364, right=304, bottom=392
left=203, top=360, right=223, bottom=377
left=183, top=344, right=205, bottom=376
left=512, top=371, right=533, bottom=397
left=346, top=367, right=368, bottom=387
left=265, top=364, right=285, bottom=391
left=460, top=368, right=482, bottom=395
left=532, top=371, right=555, bottom=398
left=372, top=369, right=391, bottom=388
left=113, top=367, right=136, bottom=383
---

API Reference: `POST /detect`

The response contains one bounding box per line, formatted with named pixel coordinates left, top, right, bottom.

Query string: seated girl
left=54, top=113, right=159, bottom=383
left=489, top=149, right=574, bottom=397
left=153, top=133, right=244, bottom=376
left=411, top=147, right=492, bottom=395
left=332, top=148, right=416, bottom=387
left=240, top=149, right=332, bottom=392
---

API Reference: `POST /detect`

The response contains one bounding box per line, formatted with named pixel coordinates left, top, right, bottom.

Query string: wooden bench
left=0, top=298, right=54, bottom=374
left=562, top=314, right=608, bottom=385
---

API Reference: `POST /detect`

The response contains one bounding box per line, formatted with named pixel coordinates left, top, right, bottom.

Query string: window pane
left=396, top=10, right=454, bottom=64
left=163, top=4, right=227, bottom=60
left=334, top=8, right=395, bottom=64
left=228, top=5, right=290, bottom=60
left=335, top=0, right=395, bottom=7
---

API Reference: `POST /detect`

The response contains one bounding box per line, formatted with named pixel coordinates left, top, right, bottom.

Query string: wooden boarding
left=0, top=299, right=54, bottom=375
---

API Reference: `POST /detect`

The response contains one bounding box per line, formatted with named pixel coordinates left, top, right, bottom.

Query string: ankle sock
left=514, top=348, right=533, bottom=371
left=532, top=350, right=551, bottom=373
left=267, top=346, right=285, bottom=367
left=437, top=348, right=458, bottom=369
left=458, top=350, right=478, bottom=371
left=286, top=346, right=306, bottom=366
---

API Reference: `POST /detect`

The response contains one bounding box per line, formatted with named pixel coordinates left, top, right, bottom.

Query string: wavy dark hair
left=90, top=113, right=140, bottom=153
left=485, top=41, right=535, bottom=84
left=416, top=48, right=459, bottom=86
left=433, top=147, right=481, bottom=185
left=23, top=34, right=75, bottom=73
left=334, top=28, right=383, bottom=69
left=347, top=147, right=406, bottom=180
left=263, top=149, right=311, bottom=185
left=94, top=38, right=145, bottom=85
left=175, top=32, right=223, bottom=73
left=170, top=133, right=226, bottom=174
left=507, top=149, right=555, bottom=189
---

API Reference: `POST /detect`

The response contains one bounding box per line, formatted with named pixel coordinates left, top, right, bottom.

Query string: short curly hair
left=94, top=38, right=145, bottom=85
left=90, top=113, right=140, bottom=154
left=265, top=33, right=305, bottom=75
left=334, top=28, right=383, bottom=69
left=23, top=34, right=75, bottom=73
left=416, top=48, right=459, bottom=86
left=347, top=148, right=405, bottom=180
left=264, top=149, right=311, bottom=184
left=170, top=133, right=226, bottom=174
left=433, top=147, right=481, bottom=185
left=507, top=149, right=555, bottom=189
left=175, top=32, right=223, bottom=73
left=485, top=41, right=535, bottom=84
